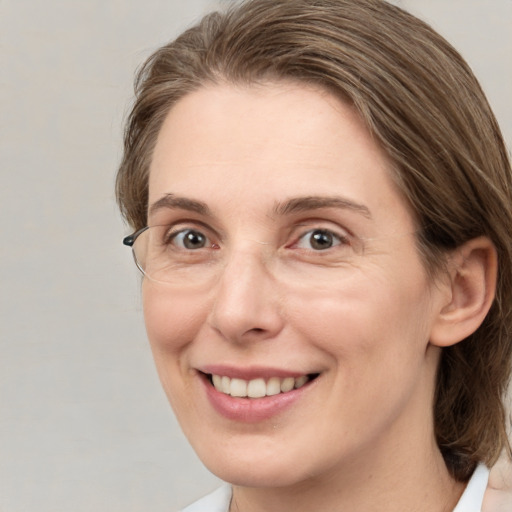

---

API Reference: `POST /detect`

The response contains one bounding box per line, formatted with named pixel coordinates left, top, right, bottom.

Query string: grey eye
left=173, top=229, right=208, bottom=250
left=310, top=230, right=335, bottom=250
left=296, top=229, right=342, bottom=251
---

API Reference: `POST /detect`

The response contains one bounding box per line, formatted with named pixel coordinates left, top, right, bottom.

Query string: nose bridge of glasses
left=213, top=239, right=279, bottom=301
left=223, top=237, right=275, bottom=271
left=187, top=236, right=278, bottom=294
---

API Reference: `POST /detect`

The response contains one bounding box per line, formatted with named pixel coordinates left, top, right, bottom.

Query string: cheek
left=285, top=262, right=435, bottom=385
left=142, top=282, right=206, bottom=357
left=142, top=283, right=212, bottom=418
left=291, top=271, right=431, bottom=341
left=285, top=272, right=437, bottom=435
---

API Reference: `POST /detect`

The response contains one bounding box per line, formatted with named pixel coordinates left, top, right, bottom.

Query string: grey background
left=1, top=1, right=510, bottom=511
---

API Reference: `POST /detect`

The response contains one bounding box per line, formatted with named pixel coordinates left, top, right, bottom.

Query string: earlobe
left=429, top=237, right=498, bottom=348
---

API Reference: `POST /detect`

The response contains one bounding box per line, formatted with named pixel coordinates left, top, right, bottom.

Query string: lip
left=200, top=364, right=307, bottom=380
left=198, top=367, right=318, bottom=423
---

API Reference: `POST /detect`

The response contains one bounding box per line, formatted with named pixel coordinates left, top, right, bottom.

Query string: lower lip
left=201, top=375, right=313, bottom=423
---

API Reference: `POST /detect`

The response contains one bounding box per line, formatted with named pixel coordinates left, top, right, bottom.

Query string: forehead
left=150, top=81, right=379, bottom=179
left=148, top=81, right=413, bottom=231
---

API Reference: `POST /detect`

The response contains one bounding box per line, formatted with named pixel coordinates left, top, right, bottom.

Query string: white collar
left=452, top=464, right=489, bottom=512
left=180, top=484, right=231, bottom=512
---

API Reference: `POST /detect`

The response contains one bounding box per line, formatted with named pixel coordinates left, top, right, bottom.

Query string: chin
left=204, top=456, right=308, bottom=488
left=187, top=429, right=328, bottom=489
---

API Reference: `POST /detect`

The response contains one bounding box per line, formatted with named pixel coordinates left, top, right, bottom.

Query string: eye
left=295, top=229, right=346, bottom=251
left=170, top=229, right=210, bottom=250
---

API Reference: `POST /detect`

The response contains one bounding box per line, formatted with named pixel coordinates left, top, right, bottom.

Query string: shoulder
left=179, top=485, right=232, bottom=512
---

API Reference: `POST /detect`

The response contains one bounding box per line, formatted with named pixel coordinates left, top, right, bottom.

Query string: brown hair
left=116, top=0, right=512, bottom=481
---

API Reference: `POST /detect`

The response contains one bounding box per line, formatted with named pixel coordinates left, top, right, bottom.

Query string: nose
left=207, top=247, right=285, bottom=344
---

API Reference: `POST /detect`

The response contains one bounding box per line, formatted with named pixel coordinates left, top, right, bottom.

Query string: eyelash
left=164, top=227, right=217, bottom=250
left=164, top=224, right=351, bottom=253
left=292, top=228, right=350, bottom=251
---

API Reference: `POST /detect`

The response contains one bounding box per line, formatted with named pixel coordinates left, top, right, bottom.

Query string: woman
left=116, top=0, right=512, bottom=510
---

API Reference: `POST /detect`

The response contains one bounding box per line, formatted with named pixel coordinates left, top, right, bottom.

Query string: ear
left=429, top=237, right=497, bottom=348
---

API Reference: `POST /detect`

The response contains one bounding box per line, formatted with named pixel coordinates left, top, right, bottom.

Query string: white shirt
left=453, top=464, right=489, bottom=512
left=180, top=464, right=490, bottom=512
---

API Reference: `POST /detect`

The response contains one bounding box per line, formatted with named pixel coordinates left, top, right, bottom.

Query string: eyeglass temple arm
left=123, top=226, right=149, bottom=247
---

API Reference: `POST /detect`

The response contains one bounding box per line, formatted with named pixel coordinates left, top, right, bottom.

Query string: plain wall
left=1, top=1, right=510, bottom=511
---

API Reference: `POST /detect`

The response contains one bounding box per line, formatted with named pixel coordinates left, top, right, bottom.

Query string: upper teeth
left=211, top=375, right=310, bottom=398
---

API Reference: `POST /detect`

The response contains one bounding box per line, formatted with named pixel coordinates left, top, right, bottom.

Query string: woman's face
left=144, top=82, right=448, bottom=487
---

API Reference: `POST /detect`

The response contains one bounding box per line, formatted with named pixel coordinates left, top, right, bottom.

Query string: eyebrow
left=148, top=193, right=372, bottom=221
left=273, top=195, right=372, bottom=219
left=149, top=193, right=212, bottom=217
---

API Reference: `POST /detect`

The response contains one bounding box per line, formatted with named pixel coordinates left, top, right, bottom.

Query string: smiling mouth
left=206, top=373, right=319, bottom=399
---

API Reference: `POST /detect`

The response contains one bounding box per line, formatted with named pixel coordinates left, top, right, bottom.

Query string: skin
left=485, top=453, right=512, bottom=511
left=142, top=82, right=492, bottom=512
